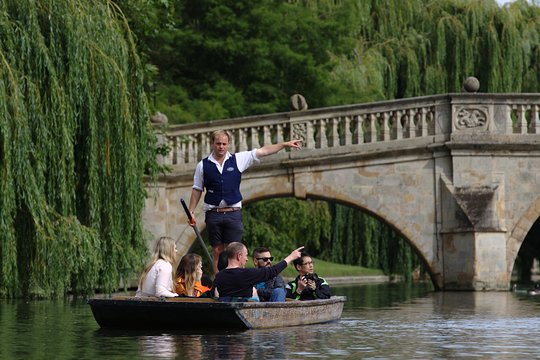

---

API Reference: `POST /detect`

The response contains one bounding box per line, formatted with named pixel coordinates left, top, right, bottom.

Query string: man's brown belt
left=209, top=207, right=241, bottom=213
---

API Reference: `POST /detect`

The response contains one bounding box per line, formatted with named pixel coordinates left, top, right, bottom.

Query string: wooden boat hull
left=88, top=296, right=345, bottom=330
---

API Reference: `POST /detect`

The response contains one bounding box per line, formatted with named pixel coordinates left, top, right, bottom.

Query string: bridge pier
left=441, top=231, right=508, bottom=290
left=440, top=174, right=509, bottom=290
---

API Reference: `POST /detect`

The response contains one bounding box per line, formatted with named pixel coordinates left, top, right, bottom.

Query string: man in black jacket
left=252, top=247, right=286, bottom=302
left=213, top=242, right=303, bottom=302
left=286, top=252, right=331, bottom=300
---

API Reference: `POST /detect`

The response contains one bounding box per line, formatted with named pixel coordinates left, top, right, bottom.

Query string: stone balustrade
left=156, top=93, right=540, bottom=170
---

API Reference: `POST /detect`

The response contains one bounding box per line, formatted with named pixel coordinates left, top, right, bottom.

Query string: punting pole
left=180, top=198, right=214, bottom=274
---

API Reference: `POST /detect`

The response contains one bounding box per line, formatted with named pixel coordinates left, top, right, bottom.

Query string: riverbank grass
left=281, top=258, right=385, bottom=278
left=245, top=257, right=384, bottom=278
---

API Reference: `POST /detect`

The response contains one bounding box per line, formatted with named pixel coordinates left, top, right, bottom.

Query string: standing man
left=188, top=130, right=302, bottom=274
left=252, top=247, right=286, bottom=302
left=286, top=251, right=331, bottom=300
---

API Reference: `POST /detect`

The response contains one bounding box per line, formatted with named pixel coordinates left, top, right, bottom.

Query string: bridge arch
left=283, top=194, right=436, bottom=286
left=508, top=196, right=540, bottom=277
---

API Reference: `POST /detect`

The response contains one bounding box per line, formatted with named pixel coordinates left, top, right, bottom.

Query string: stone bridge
left=143, top=92, right=540, bottom=291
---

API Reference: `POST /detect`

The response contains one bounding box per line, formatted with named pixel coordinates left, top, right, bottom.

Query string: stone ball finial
left=290, top=94, right=308, bottom=111
left=462, top=76, right=480, bottom=93
left=150, top=111, right=168, bottom=124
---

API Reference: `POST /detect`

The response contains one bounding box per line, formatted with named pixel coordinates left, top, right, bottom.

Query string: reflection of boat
left=88, top=296, right=346, bottom=330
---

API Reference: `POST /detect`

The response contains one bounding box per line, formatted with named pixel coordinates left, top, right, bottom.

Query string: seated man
left=213, top=242, right=303, bottom=302
left=252, top=247, right=286, bottom=302
left=286, top=251, right=331, bottom=300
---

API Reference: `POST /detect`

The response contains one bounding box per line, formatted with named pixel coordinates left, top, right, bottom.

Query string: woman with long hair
left=135, top=236, right=179, bottom=297
left=174, top=253, right=211, bottom=297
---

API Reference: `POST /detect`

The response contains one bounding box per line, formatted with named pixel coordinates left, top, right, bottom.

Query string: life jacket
left=175, top=278, right=211, bottom=297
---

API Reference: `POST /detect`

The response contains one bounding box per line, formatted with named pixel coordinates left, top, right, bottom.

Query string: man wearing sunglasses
left=286, top=251, right=331, bottom=300
left=213, top=242, right=304, bottom=302
left=252, top=247, right=286, bottom=302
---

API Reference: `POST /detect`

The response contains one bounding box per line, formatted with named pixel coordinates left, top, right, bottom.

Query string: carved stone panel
left=453, top=105, right=490, bottom=132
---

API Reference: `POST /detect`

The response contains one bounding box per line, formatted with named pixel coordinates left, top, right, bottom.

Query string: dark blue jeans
left=270, top=288, right=286, bottom=302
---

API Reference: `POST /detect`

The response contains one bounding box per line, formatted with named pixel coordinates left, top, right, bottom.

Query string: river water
left=2, top=282, right=540, bottom=359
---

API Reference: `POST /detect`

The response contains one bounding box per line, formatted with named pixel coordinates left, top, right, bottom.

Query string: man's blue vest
left=203, top=155, right=242, bottom=205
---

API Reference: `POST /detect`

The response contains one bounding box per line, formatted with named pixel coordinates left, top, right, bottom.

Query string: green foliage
left=242, top=198, right=331, bottom=258
left=0, top=0, right=156, bottom=298
left=242, top=199, right=424, bottom=279
left=114, top=0, right=540, bottom=124
left=139, top=0, right=360, bottom=122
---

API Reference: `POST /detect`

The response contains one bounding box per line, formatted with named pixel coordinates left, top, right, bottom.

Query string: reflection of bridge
left=143, top=93, right=540, bottom=290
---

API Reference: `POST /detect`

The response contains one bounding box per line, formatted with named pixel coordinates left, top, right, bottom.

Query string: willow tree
left=324, top=0, right=540, bottom=102
left=0, top=0, right=156, bottom=298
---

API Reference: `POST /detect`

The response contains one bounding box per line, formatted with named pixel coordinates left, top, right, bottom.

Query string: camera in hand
left=303, top=273, right=318, bottom=282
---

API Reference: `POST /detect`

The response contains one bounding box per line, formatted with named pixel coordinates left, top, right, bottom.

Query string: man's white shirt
left=193, top=149, right=260, bottom=211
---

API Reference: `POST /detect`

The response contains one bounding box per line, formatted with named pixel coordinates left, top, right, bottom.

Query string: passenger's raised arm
left=284, top=246, right=304, bottom=264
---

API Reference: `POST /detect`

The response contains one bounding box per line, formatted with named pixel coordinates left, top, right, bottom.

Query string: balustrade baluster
left=506, top=106, right=514, bottom=134
left=407, top=109, right=416, bottom=138
left=402, top=112, right=409, bottom=138
left=237, top=128, right=246, bottom=152
left=276, top=124, right=284, bottom=144
left=529, top=105, right=540, bottom=134
left=194, top=134, right=201, bottom=163
left=428, top=109, right=435, bottom=135
left=263, top=125, right=271, bottom=145
left=305, top=121, right=314, bottom=149
left=226, top=129, right=235, bottom=152
left=382, top=113, right=390, bottom=141
left=369, top=113, right=377, bottom=143
left=330, top=117, right=339, bottom=147
left=249, top=127, right=260, bottom=149
left=188, top=137, right=194, bottom=163
left=319, top=119, right=328, bottom=149
left=355, top=115, right=364, bottom=144
left=517, top=105, right=528, bottom=134
left=178, top=140, right=185, bottom=165
left=344, top=116, right=351, bottom=145
left=420, top=108, right=428, bottom=137
left=395, top=110, right=403, bottom=140
left=201, top=132, right=210, bottom=157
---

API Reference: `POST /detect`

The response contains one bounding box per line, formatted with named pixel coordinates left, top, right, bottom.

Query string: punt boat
left=88, top=295, right=346, bottom=330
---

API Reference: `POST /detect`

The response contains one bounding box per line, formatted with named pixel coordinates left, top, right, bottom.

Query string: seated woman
left=174, top=253, right=211, bottom=297
left=135, top=236, right=179, bottom=298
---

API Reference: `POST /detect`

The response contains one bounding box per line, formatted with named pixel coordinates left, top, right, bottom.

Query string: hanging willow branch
left=0, top=0, right=155, bottom=298
left=323, top=0, right=540, bottom=102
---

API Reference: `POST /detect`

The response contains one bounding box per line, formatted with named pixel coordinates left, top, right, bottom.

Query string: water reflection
left=208, top=336, right=247, bottom=360
left=3, top=283, right=540, bottom=359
